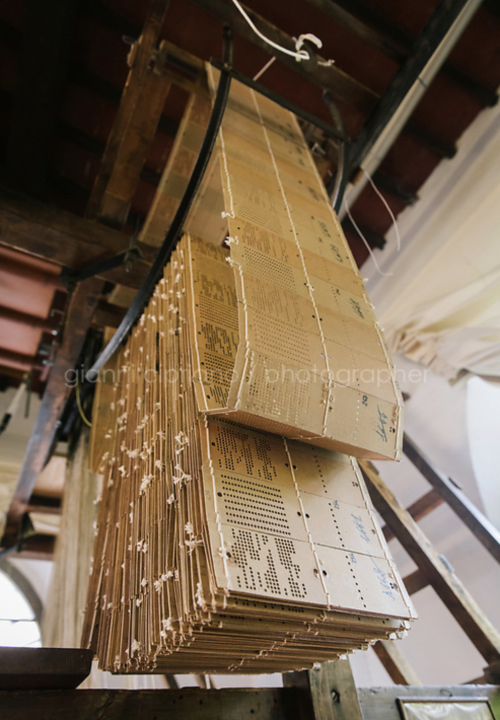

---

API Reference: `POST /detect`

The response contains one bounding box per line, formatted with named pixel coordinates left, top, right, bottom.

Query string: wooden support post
left=2, top=278, right=103, bottom=548
left=284, top=659, right=363, bottom=720
left=403, top=435, right=500, bottom=564
left=360, top=461, right=500, bottom=664
left=372, top=640, right=422, bottom=686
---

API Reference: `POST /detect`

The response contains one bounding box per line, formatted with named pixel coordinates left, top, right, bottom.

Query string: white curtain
left=364, top=95, right=500, bottom=382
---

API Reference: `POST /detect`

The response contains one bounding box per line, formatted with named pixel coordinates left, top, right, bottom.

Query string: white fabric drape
left=364, top=96, right=500, bottom=382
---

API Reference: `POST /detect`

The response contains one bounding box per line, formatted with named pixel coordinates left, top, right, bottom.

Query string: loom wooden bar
left=372, top=640, right=422, bottom=686
left=360, top=461, right=500, bottom=664
left=402, top=568, right=430, bottom=596
left=86, top=0, right=171, bottom=226
left=382, top=489, right=443, bottom=542
left=403, top=435, right=500, bottom=564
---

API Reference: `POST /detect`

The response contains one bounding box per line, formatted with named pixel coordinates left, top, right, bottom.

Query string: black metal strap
left=85, top=26, right=234, bottom=383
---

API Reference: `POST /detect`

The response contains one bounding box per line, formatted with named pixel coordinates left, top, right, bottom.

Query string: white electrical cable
left=344, top=197, right=393, bottom=277
left=230, top=0, right=334, bottom=66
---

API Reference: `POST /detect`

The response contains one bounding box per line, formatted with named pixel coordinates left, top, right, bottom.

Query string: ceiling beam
left=86, top=0, right=172, bottom=228
left=6, top=0, right=82, bottom=197
left=0, top=190, right=155, bottom=288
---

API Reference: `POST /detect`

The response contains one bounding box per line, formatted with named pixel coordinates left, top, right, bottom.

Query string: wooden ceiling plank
left=86, top=0, right=172, bottom=227
left=2, top=277, right=104, bottom=549
left=6, top=0, right=82, bottom=197
left=188, top=0, right=377, bottom=115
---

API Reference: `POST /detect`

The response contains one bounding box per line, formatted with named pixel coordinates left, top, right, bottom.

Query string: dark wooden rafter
left=86, top=0, right=172, bottom=228
left=360, top=460, right=500, bottom=664
left=6, top=0, right=82, bottom=197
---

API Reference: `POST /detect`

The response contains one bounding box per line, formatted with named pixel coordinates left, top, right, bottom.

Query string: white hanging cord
left=362, top=168, right=402, bottom=251
left=344, top=197, right=393, bottom=277
left=230, top=0, right=334, bottom=66
left=253, top=55, right=276, bottom=81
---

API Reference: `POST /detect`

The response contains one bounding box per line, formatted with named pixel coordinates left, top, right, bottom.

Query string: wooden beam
left=382, top=489, right=443, bottom=542
left=0, top=349, right=44, bottom=374
left=402, top=568, right=430, bottom=596
left=403, top=435, right=500, bottom=564
left=284, top=659, right=363, bottom=720
left=0, top=688, right=314, bottom=720
left=0, top=191, right=155, bottom=289
left=2, top=278, right=103, bottom=548
left=26, top=494, right=62, bottom=516
left=372, top=640, right=422, bottom=686
left=6, top=0, right=82, bottom=197
left=360, top=461, right=500, bottom=664
left=188, top=0, right=377, bottom=115
left=86, top=0, right=172, bottom=228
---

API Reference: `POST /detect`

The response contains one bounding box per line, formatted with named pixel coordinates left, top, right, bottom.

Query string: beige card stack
left=182, top=69, right=403, bottom=462
left=82, top=75, right=413, bottom=673
left=82, top=237, right=415, bottom=674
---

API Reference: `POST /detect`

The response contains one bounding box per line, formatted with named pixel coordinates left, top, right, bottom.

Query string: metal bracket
left=60, top=234, right=142, bottom=292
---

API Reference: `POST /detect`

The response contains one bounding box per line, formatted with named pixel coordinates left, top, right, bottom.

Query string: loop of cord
left=230, top=0, right=334, bottom=66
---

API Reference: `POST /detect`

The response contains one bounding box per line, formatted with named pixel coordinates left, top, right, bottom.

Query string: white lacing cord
left=230, top=0, right=334, bottom=66
left=362, top=168, right=402, bottom=251
left=344, top=196, right=393, bottom=277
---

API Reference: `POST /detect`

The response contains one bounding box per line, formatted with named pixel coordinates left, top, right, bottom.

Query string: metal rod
left=85, top=27, right=234, bottom=383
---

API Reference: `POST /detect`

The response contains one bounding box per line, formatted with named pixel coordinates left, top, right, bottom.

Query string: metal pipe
left=338, top=0, right=484, bottom=220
